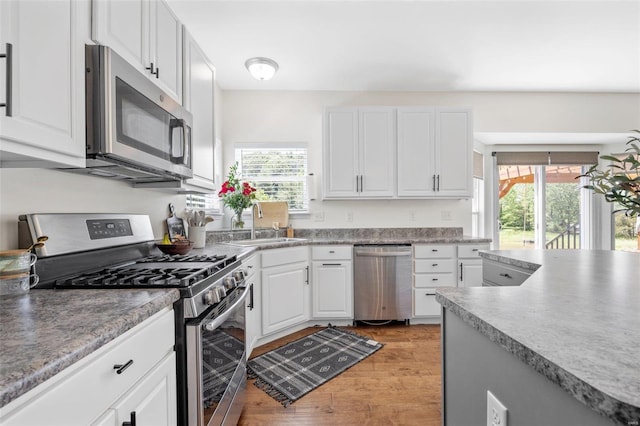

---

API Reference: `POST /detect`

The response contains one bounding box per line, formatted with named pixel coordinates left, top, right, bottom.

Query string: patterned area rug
left=247, top=326, right=384, bottom=407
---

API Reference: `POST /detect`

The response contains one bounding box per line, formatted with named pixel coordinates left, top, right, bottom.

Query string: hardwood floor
left=238, top=324, right=442, bottom=425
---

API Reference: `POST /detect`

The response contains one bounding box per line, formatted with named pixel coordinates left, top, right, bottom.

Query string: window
left=186, top=193, right=219, bottom=213
left=494, top=151, right=599, bottom=250
left=471, top=151, right=484, bottom=237
left=235, top=143, right=309, bottom=213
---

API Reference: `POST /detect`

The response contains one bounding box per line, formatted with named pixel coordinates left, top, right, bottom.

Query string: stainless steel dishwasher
left=354, top=245, right=412, bottom=323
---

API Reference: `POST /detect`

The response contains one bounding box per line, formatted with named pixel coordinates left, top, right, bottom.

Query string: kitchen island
left=436, top=250, right=640, bottom=426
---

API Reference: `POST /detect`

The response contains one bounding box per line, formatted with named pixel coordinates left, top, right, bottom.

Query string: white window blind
left=235, top=143, right=309, bottom=212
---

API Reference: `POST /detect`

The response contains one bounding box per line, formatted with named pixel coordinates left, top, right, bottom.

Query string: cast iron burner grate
left=140, top=254, right=228, bottom=263
left=57, top=266, right=212, bottom=288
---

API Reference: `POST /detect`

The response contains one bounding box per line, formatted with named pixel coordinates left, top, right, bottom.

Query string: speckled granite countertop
left=436, top=250, right=640, bottom=425
left=215, top=227, right=490, bottom=250
left=0, top=289, right=179, bottom=408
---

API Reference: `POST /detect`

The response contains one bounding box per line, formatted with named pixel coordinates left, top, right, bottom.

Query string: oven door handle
left=202, top=286, right=249, bottom=331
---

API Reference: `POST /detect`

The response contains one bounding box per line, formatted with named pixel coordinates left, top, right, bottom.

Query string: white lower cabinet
left=413, top=244, right=456, bottom=319
left=311, top=246, right=353, bottom=319
left=243, top=253, right=261, bottom=358
left=261, top=247, right=310, bottom=336
left=413, top=289, right=441, bottom=317
left=458, top=244, right=490, bottom=287
left=0, top=309, right=176, bottom=426
left=93, top=353, right=176, bottom=426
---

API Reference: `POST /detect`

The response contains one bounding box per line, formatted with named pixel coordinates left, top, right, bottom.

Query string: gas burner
left=140, top=253, right=228, bottom=263
left=57, top=266, right=213, bottom=288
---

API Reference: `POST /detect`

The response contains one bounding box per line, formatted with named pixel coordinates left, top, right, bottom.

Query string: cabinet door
left=311, top=261, right=353, bottom=319
left=323, top=108, right=359, bottom=198
left=459, top=259, right=483, bottom=287
left=112, top=353, right=177, bottom=426
left=261, top=262, right=310, bottom=335
left=414, top=290, right=441, bottom=317
left=183, top=29, right=215, bottom=190
left=434, top=108, right=472, bottom=197
left=92, top=0, right=149, bottom=77
left=149, top=0, right=182, bottom=103
left=397, top=107, right=436, bottom=197
left=359, top=107, right=395, bottom=197
left=245, top=275, right=262, bottom=358
left=0, top=0, right=86, bottom=167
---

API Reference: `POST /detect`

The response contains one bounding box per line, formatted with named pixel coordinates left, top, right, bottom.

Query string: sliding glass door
left=495, top=152, right=598, bottom=250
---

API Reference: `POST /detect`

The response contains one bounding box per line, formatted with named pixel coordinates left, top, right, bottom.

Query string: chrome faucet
left=251, top=202, right=263, bottom=239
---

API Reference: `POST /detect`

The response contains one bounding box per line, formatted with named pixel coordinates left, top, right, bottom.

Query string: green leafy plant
left=580, top=130, right=640, bottom=217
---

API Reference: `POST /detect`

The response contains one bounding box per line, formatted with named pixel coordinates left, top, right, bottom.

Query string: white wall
left=0, top=168, right=187, bottom=250
left=221, top=90, right=640, bottom=234
left=2, top=90, right=638, bottom=250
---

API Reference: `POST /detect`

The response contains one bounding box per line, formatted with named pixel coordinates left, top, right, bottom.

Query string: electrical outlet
left=312, top=211, right=325, bottom=222
left=487, top=391, right=508, bottom=426
left=346, top=212, right=353, bottom=222
left=441, top=210, right=452, bottom=221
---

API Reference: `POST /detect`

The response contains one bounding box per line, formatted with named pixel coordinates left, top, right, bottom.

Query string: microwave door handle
left=169, top=118, right=185, bottom=161
left=169, top=118, right=190, bottom=166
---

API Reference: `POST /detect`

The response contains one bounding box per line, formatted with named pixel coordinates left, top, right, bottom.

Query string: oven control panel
left=86, top=219, right=134, bottom=240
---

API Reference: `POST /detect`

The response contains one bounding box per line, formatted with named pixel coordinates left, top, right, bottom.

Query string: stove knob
left=203, top=289, right=221, bottom=305
left=232, top=271, right=245, bottom=282
left=223, top=276, right=236, bottom=290
left=216, top=286, right=227, bottom=299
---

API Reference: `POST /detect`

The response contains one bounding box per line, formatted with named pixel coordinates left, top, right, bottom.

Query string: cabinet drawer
left=311, top=245, right=353, bottom=260
left=414, top=290, right=441, bottom=317
left=414, top=245, right=455, bottom=259
left=483, top=262, right=532, bottom=286
left=415, top=259, right=456, bottom=273
left=415, top=273, right=456, bottom=288
left=1, top=309, right=175, bottom=426
left=457, top=244, right=489, bottom=259
left=243, top=254, right=260, bottom=278
left=262, top=246, right=308, bottom=268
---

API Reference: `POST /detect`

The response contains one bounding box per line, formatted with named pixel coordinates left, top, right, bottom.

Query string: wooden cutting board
left=253, top=201, right=289, bottom=229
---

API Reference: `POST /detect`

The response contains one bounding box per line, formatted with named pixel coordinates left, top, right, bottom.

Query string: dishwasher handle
left=354, top=250, right=411, bottom=257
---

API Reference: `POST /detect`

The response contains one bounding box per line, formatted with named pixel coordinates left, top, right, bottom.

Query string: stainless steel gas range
left=19, top=213, right=249, bottom=426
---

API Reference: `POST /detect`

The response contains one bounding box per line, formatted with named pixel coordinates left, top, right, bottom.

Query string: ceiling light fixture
left=245, top=57, right=279, bottom=81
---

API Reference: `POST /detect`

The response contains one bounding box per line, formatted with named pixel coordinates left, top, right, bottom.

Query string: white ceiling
left=168, top=0, right=640, bottom=93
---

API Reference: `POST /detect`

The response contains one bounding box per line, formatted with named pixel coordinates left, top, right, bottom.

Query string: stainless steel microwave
left=79, top=44, right=192, bottom=183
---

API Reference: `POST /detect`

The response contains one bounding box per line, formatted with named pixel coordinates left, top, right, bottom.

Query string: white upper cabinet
left=323, top=108, right=359, bottom=197
left=397, top=107, right=435, bottom=197
left=397, top=107, right=473, bottom=198
left=324, top=106, right=472, bottom=199
left=182, top=29, right=215, bottom=191
left=0, top=0, right=88, bottom=168
left=434, top=108, right=472, bottom=197
left=323, top=107, right=395, bottom=198
left=92, top=0, right=183, bottom=103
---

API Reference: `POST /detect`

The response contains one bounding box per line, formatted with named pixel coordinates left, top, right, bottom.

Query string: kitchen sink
left=226, top=237, right=308, bottom=247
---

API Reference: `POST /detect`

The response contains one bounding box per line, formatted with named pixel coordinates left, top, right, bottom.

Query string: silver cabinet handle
left=432, top=174, right=436, bottom=191
left=0, top=43, right=13, bottom=116
left=425, top=291, right=436, bottom=296
left=499, top=273, right=513, bottom=279
left=460, top=263, right=464, bottom=281
left=305, top=265, right=309, bottom=285
left=437, top=174, right=440, bottom=191
left=355, top=251, right=411, bottom=257
left=322, top=263, right=342, bottom=266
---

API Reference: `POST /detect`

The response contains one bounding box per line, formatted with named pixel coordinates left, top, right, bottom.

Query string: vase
left=232, top=211, right=244, bottom=229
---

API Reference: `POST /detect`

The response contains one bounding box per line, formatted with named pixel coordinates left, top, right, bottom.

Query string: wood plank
left=239, top=324, right=442, bottom=425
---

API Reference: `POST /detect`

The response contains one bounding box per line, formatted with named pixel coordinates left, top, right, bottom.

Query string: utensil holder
left=189, top=226, right=207, bottom=249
